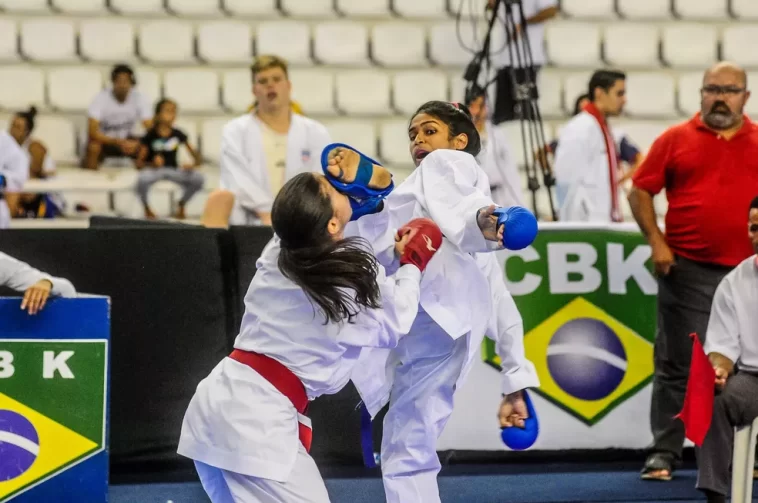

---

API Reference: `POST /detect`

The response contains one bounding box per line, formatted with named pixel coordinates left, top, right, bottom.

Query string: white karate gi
left=347, top=149, right=540, bottom=503
left=477, top=121, right=525, bottom=208
left=0, top=131, right=30, bottom=228
left=0, top=252, right=76, bottom=297
left=178, top=237, right=423, bottom=503
left=553, top=111, right=621, bottom=223
left=218, top=113, right=331, bottom=226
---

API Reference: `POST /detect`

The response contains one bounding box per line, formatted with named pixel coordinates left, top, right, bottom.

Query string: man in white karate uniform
left=0, top=129, right=30, bottom=228
left=219, top=55, right=332, bottom=226
left=554, top=69, right=627, bottom=223
left=0, top=251, right=76, bottom=314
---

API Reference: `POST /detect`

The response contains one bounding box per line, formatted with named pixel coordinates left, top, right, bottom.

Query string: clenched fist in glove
left=395, top=218, right=443, bottom=273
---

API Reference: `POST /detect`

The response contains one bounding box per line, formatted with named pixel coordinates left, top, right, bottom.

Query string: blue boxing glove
left=493, top=206, right=538, bottom=250
left=321, top=143, right=394, bottom=221
left=501, top=390, right=539, bottom=451
left=0, top=174, right=6, bottom=189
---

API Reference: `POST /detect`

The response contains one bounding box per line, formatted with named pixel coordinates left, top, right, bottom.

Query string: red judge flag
left=674, top=333, right=716, bottom=447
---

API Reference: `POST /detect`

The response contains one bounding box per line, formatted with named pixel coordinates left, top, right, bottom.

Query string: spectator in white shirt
left=487, top=0, right=559, bottom=124
left=0, top=251, right=76, bottom=315
left=697, top=195, right=758, bottom=503
left=0, top=129, right=29, bottom=228
left=82, top=64, right=152, bottom=171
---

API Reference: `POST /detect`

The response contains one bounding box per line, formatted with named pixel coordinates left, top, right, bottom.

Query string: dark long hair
left=411, top=100, right=482, bottom=157
left=272, top=173, right=382, bottom=324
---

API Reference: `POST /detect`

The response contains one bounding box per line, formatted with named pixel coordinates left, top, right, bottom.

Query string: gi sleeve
left=3, top=145, right=30, bottom=191
left=483, top=255, right=540, bottom=394
left=703, top=276, right=741, bottom=365
left=219, top=122, right=273, bottom=213
left=0, top=252, right=77, bottom=297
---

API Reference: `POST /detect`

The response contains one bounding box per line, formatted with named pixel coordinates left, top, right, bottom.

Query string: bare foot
left=326, top=147, right=392, bottom=190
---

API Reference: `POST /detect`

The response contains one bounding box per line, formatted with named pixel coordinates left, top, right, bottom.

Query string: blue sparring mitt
left=0, top=174, right=6, bottom=189
left=493, top=206, right=538, bottom=250
left=501, top=390, right=539, bottom=451
left=320, top=143, right=394, bottom=221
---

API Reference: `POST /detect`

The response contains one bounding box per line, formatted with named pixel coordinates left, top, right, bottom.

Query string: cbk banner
left=0, top=297, right=110, bottom=503
left=438, top=223, right=660, bottom=451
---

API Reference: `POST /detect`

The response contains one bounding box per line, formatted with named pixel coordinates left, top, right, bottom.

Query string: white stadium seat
left=392, top=0, right=448, bottom=19
left=281, top=0, right=334, bottom=16
left=173, top=118, right=198, bottom=165
left=747, top=72, right=758, bottom=117
left=198, top=22, right=252, bottom=64
left=393, top=71, right=447, bottom=116
left=561, top=0, right=616, bottom=19
left=662, top=24, right=718, bottom=68
left=323, top=120, right=378, bottom=159
left=429, top=22, right=477, bottom=67
left=256, top=21, right=311, bottom=66
left=34, top=117, right=78, bottom=164
left=538, top=71, right=563, bottom=118
left=722, top=25, right=758, bottom=68
left=563, top=72, right=593, bottom=111
left=617, top=0, right=671, bottom=19
left=167, top=0, right=221, bottom=15
left=164, top=69, right=219, bottom=113
left=337, top=0, right=389, bottom=16
left=110, top=0, right=165, bottom=15
left=52, top=0, right=106, bottom=13
left=336, top=70, right=391, bottom=115
left=222, top=0, right=277, bottom=15
left=732, top=0, right=758, bottom=20
left=289, top=69, right=336, bottom=115
left=677, top=72, right=702, bottom=116
left=603, top=23, right=660, bottom=68
left=80, top=20, right=135, bottom=63
left=449, top=75, right=467, bottom=105
left=546, top=22, right=602, bottom=67
left=673, top=0, right=728, bottom=20
left=48, top=67, right=103, bottom=112
left=221, top=69, right=251, bottom=113
left=380, top=119, right=413, bottom=165
left=1, top=0, right=49, bottom=12
left=0, top=19, right=18, bottom=62
left=614, top=120, right=670, bottom=153
left=139, top=21, right=195, bottom=64
left=200, top=118, right=228, bottom=163
left=134, top=68, right=162, bottom=104
left=20, top=20, right=77, bottom=62
left=372, top=23, right=426, bottom=67
left=624, top=73, right=676, bottom=118
left=314, top=22, right=369, bottom=65
left=0, top=67, right=45, bottom=110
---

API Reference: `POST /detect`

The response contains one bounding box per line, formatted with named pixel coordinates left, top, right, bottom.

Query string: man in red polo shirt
left=629, top=61, right=758, bottom=481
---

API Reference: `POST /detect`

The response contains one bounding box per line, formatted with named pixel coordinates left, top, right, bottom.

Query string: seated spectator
left=0, top=251, right=76, bottom=315
left=0, top=124, right=29, bottom=228
left=8, top=107, right=66, bottom=219
left=135, top=99, right=204, bottom=220
left=83, top=64, right=152, bottom=171
left=697, top=196, right=758, bottom=503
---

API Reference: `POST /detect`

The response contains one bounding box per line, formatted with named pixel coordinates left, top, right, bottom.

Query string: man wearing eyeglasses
left=628, top=62, right=758, bottom=482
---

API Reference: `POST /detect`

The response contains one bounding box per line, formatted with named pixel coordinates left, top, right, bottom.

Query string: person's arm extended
left=87, top=118, right=121, bottom=146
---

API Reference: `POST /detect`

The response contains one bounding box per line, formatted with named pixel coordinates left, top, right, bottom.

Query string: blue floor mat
left=108, top=469, right=757, bottom=503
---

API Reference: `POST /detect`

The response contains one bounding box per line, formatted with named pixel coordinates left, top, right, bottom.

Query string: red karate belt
left=228, top=349, right=312, bottom=452
left=674, top=333, right=716, bottom=447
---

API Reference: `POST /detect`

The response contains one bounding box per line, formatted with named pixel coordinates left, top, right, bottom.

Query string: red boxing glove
left=397, top=218, right=443, bottom=273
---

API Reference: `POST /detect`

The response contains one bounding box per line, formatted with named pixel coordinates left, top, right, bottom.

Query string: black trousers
left=696, top=372, right=758, bottom=496
left=492, top=65, right=541, bottom=125
left=649, top=256, right=733, bottom=462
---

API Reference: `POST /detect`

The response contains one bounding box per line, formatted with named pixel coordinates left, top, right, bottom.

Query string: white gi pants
left=381, top=310, right=470, bottom=503
left=0, top=200, right=9, bottom=228
left=194, top=444, right=331, bottom=503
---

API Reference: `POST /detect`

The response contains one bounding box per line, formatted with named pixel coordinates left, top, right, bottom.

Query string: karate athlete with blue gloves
left=321, top=101, right=541, bottom=503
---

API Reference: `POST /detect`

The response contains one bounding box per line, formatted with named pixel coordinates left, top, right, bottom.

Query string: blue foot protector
left=320, top=143, right=394, bottom=221
left=501, top=390, right=539, bottom=451
left=493, top=206, right=538, bottom=250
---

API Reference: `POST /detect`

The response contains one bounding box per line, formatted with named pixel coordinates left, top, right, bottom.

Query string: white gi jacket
left=0, top=131, right=30, bottom=229
left=347, top=149, right=540, bottom=416
left=0, top=252, right=76, bottom=297
left=218, top=113, right=332, bottom=225
left=554, top=112, right=620, bottom=223
left=178, top=237, right=422, bottom=482
left=477, top=121, right=525, bottom=208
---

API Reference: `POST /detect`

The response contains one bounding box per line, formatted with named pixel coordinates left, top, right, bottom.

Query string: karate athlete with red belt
left=178, top=169, right=443, bottom=503
left=323, top=101, right=541, bottom=503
